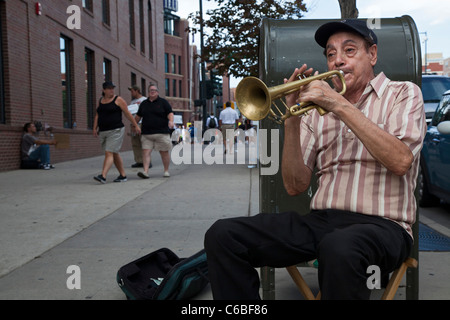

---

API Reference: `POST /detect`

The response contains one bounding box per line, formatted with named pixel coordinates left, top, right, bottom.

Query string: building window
left=179, top=80, right=182, bottom=98
left=165, top=79, right=170, bottom=96
left=60, top=36, right=73, bottom=129
left=102, top=0, right=110, bottom=26
left=85, top=48, right=95, bottom=129
left=0, top=10, right=5, bottom=124
left=178, top=56, right=181, bottom=75
left=103, top=58, right=112, bottom=82
left=131, top=72, right=137, bottom=86
left=141, top=78, right=147, bottom=96
left=139, top=0, right=145, bottom=54
left=164, top=17, right=174, bottom=35
left=148, top=1, right=153, bottom=60
left=171, top=54, right=176, bottom=74
left=172, top=79, right=177, bottom=97
left=129, top=0, right=135, bottom=46
left=82, top=0, right=93, bottom=12
left=165, top=53, right=169, bottom=73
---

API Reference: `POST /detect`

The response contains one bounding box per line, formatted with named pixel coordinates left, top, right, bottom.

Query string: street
left=0, top=150, right=448, bottom=299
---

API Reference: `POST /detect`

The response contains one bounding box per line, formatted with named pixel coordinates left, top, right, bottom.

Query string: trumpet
left=236, top=70, right=346, bottom=124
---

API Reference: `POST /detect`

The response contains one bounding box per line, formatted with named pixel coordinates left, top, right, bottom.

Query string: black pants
left=204, top=210, right=412, bottom=300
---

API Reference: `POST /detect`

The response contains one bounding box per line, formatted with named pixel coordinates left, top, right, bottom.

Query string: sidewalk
left=0, top=149, right=448, bottom=299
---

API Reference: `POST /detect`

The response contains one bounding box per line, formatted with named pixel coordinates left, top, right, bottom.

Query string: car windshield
left=422, top=77, right=450, bottom=102
left=431, top=94, right=450, bottom=126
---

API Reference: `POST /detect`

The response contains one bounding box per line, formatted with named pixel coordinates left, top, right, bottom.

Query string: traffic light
left=201, top=69, right=223, bottom=100
left=211, top=72, right=222, bottom=97
left=204, top=80, right=214, bottom=99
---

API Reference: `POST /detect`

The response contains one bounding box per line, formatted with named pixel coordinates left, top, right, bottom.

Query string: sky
left=176, top=0, right=450, bottom=86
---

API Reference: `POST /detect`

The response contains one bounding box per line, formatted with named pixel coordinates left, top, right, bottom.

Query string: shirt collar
left=366, top=72, right=389, bottom=99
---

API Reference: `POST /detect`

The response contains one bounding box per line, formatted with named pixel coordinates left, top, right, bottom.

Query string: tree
left=189, top=0, right=359, bottom=78
left=189, top=0, right=307, bottom=79
left=338, top=0, right=358, bottom=19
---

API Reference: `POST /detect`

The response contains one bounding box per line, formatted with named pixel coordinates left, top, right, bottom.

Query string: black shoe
left=94, top=175, right=106, bottom=184
left=113, top=175, right=128, bottom=182
left=137, top=171, right=149, bottom=179
left=131, top=163, right=143, bottom=168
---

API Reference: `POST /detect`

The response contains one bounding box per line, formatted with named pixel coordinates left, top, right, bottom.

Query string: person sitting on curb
left=21, top=122, right=57, bottom=170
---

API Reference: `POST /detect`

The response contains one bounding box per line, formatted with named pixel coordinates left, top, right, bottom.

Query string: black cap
left=315, top=19, right=378, bottom=48
left=103, top=81, right=116, bottom=89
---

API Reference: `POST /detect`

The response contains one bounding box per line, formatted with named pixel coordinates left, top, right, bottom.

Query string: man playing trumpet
left=205, top=19, right=426, bottom=299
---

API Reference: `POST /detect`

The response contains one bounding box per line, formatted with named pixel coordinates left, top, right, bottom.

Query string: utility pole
left=199, top=0, right=207, bottom=126
left=420, top=32, right=428, bottom=73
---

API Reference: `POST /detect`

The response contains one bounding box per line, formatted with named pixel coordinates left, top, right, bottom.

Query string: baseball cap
left=128, top=85, right=141, bottom=92
left=315, top=19, right=378, bottom=48
left=103, top=81, right=116, bottom=89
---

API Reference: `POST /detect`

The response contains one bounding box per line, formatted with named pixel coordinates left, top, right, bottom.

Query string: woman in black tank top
left=96, top=96, right=124, bottom=132
left=93, top=82, right=141, bottom=183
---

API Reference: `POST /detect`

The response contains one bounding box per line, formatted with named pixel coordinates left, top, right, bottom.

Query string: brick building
left=0, top=0, right=199, bottom=171
left=163, top=6, right=200, bottom=124
left=423, top=52, right=444, bottom=75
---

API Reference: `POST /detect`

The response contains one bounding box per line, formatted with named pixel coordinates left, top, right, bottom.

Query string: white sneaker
left=163, top=171, right=170, bottom=178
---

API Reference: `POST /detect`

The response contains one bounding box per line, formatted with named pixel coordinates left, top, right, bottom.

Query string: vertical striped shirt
left=300, top=72, right=426, bottom=238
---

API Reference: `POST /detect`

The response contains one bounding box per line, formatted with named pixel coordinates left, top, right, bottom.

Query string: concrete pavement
left=0, top=148, right=449, bottom=300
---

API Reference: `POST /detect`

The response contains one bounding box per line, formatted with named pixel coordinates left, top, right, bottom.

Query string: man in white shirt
left=128, top=85, right=147, bottom=168
left=219, top=101, right=239, bottom=153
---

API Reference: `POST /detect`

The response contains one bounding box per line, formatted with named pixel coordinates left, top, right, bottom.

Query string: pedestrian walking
left=128, top=85, right=147, bottom=168
left=219, top=101, right=239, bottom=153
left=135, top=84, right=174, bottom=179
left=93, top=81, right=141, bottom=184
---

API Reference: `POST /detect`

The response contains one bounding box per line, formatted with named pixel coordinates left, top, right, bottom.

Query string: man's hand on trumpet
left=284, top=64, right=348, bottom=116
left=283, top=64, right=314, bottom=111
left=298, top=74, right=348, bottom=115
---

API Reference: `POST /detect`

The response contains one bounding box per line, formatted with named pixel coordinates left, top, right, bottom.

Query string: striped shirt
left=300, top=72, right=426, bottom=238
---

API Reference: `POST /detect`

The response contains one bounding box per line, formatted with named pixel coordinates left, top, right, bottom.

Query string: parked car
left=421, top=75, right=450, bottom=123
left=419, top=90, right=450, bottom=207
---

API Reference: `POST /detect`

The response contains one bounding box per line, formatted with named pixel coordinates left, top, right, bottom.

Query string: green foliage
left=189, top=0, right=307, bottom=78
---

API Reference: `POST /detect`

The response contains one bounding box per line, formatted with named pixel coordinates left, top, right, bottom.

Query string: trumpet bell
left=236, top=70, right=346, bottom=123
left=235, top=77, right=271, bottom=121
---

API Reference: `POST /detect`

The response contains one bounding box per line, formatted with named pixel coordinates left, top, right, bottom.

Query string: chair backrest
left=258, top=16, right=421, bottom=299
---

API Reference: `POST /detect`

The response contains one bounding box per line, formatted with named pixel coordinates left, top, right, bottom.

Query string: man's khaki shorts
left=221, top=124, right=236, bottom=142
left=141, top=134, right=172, bottom=151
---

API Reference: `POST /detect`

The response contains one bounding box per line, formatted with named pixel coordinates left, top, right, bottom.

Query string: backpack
left=117, top=248, right=209, bottom=300
left=208, top=116, right=216, bottom=128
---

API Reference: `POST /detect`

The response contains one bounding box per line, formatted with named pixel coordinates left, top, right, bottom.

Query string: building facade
left=443, top=57, right=450, bottom=77
left=163, top=7, right=200, bottom=125
left=0, top=0, right=198, bottom=171
left=423, top=52, right=445, bottom=75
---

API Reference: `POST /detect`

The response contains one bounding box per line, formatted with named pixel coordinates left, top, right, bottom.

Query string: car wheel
left=418, top=164, right=440, bottom=207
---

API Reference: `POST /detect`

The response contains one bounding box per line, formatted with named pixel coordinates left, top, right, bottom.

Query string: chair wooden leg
left=286, top=266, right=317, bottom=300
left=287, top=257, right=417, bottom=300
left=381, top=258, right=418, bottom=300
left=315, top=291, right=321, bottom=300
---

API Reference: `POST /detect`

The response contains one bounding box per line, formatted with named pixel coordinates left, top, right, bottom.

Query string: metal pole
left=199, top=0, right=207, bottom=127
left=420, top=31, right=428, bottom=73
